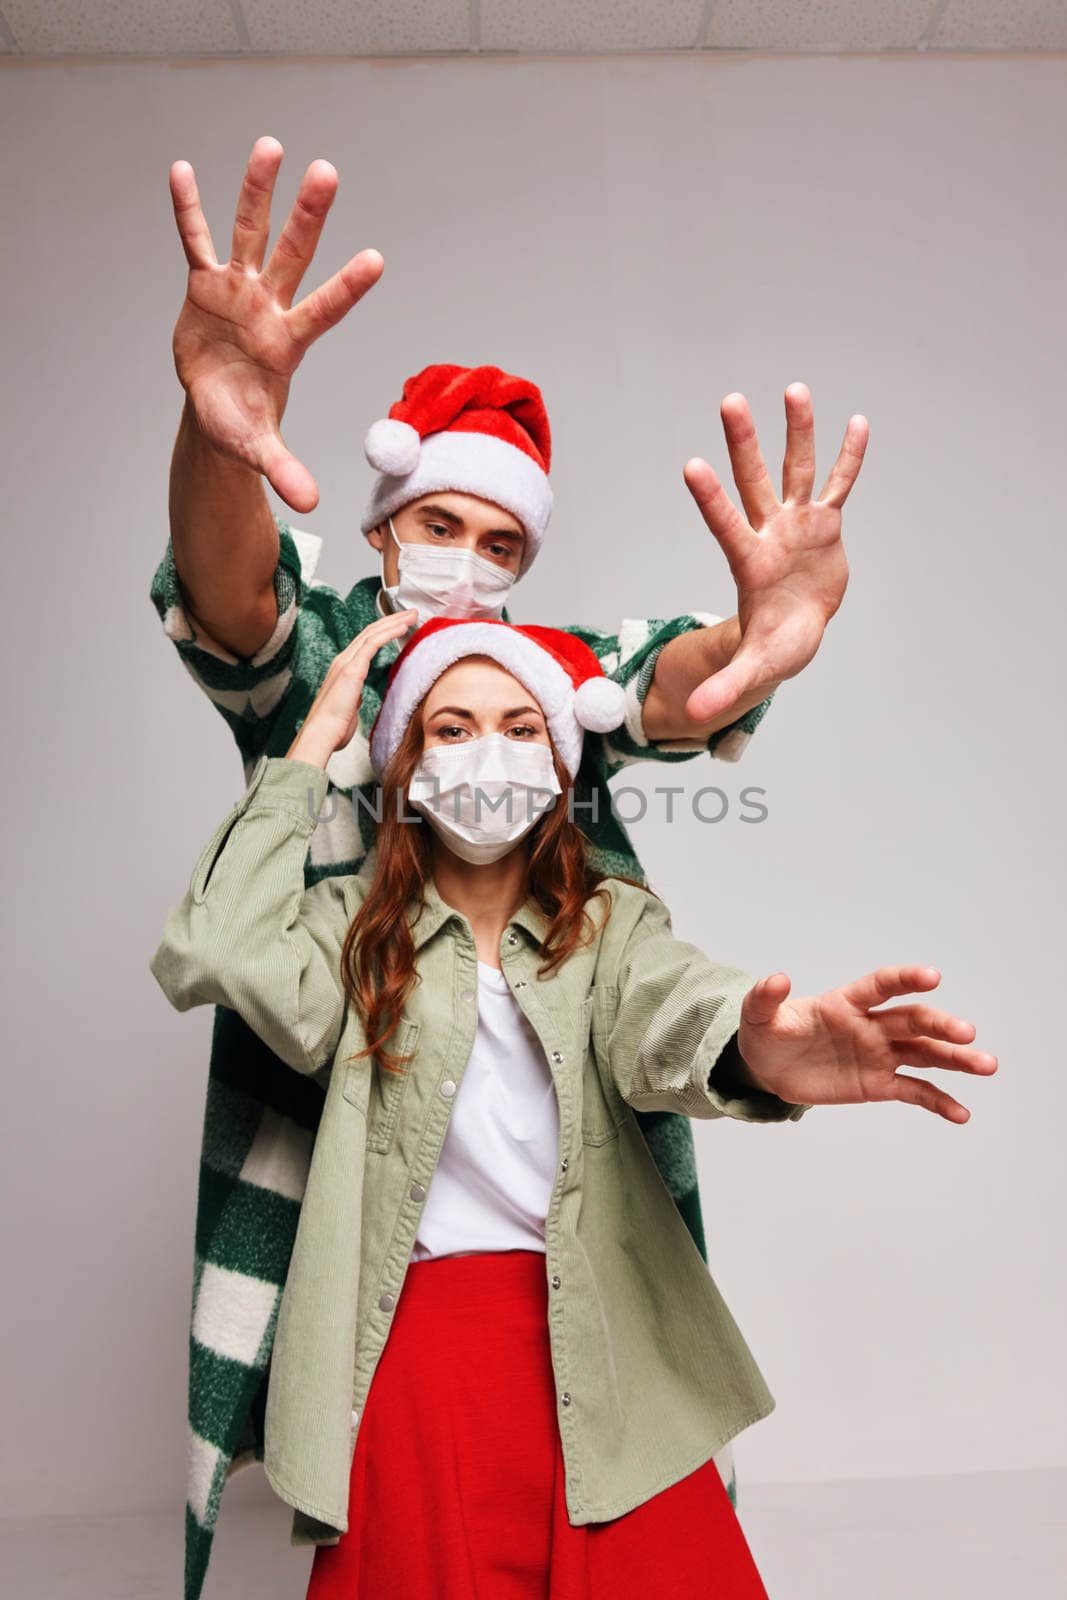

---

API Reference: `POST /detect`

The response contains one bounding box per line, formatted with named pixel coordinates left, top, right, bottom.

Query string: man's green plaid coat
left=149, top=517, right=774, bottom=1600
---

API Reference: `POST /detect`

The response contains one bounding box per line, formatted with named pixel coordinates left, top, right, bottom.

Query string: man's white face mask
left=379, top=516, right=517, bottom=628
left=408, top=732, right=562, bottom=866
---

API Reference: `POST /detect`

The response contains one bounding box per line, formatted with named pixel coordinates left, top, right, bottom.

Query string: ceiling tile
left=242, top=0, right=470, bottom=55
left=705, top=0, right=934, bottom=52
left=931, top=1, right=1067, bottom=50
left=4, top=0, right=241, bottom=54
left=480, top=0, right=706, bottom=54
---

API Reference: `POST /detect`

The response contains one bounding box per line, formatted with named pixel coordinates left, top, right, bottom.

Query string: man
left=156, top=136, right=866, bottom=1600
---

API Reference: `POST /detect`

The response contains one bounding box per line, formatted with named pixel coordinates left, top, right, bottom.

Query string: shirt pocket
left=580, top=985, right=629, bottom=1146
left=359, top=1018, right=422, bottom=1152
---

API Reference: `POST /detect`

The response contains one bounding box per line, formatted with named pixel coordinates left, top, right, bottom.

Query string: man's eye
left=427, top=524, right=452, bottom=540
left=487, top=543, right=513, bottom=561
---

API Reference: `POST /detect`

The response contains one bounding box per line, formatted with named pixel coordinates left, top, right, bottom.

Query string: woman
left=150, top=613, right=995, bottom=1599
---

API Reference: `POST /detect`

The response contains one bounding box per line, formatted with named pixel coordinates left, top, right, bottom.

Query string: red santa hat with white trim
left=361, top=363, right=553, bottom=579
left=369, top=618, right=627, bottom=780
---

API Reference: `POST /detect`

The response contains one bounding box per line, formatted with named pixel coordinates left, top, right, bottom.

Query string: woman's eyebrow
left=429, top=703, right=541, bottom=720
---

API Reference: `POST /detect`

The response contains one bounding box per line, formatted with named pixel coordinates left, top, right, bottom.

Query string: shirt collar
left=408, top=872, right=550, bottom=953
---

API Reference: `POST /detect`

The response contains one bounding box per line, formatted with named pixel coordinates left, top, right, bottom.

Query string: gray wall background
left=1, top=53, right=1064, bottom=1518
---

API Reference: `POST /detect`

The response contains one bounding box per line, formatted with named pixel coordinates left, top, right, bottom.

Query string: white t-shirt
left=409, top=960, right=561, bottom=1261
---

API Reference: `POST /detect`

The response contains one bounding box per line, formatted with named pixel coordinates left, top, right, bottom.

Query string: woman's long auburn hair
left=339, top=703, right=618, bottom=1074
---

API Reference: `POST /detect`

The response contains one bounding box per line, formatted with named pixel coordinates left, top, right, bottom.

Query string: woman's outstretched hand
left=169, top=135, right=384, bottom=512
left=284, top=611, right=418, bottom=769
left=735, top=966, right=997, bottom=1123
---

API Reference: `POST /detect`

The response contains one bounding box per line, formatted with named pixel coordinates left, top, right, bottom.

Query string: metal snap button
left=350, top=1408, right=361, bottom=1428
left=560, top=1157, right=569, bottom=1172
left=551, top=1051, right=563, bottom=1064
left=440, top=1079, right=457, bottom=1099
left=461, top=989, right=475, bottom=1003
left=550, top=1274, right=561, bottom=1290
left=561, top=1391, right=572, bottom=1407
left=378, top=1293, right=395, bottom=1312
left=506, top=933, right=518, bottom=946
left=410, top=1182, right=426, bottom=1202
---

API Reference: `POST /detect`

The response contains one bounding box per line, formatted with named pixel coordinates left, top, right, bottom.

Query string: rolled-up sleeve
left=608, top=892, right=810, bottom=1123
left=148, top=517, right=322, bottom=760
left=149, top=755, right=350, bottom=1076
left=562, top=615, right=775, bottom=779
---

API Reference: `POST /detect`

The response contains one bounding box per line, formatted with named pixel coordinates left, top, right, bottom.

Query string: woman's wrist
left=715, top=1033, right=768, bottom=1094
left=284, top=728, right=336, bottom=770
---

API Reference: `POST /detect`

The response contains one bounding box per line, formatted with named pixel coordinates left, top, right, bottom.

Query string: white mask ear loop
left=378, top=517, right=409, bottom=618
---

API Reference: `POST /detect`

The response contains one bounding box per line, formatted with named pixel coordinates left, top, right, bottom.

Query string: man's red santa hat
left=369, top=618, right=626, bottom=779
left=361, top=363, right=553, bottom=578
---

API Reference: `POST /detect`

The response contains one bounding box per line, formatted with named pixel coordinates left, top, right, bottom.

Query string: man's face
left=366, top=491, right=525, bottom=586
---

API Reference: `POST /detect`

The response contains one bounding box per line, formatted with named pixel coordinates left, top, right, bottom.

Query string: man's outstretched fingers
left=255, top=429, right=319, bottom=514
left=817, top=414, right=869, bottom=510
left=682, top=457, right=755, bottom=570
left=781, top=383, right=816, bottom=504
left=685, top=650, right=763, bottom=725
left=261, top=159, right=341, bottom=307
left=288, top=249, right=386, bottom=349
left=169, top=160, right=218, bottom=271
left=720, top=393, right=779, bottom=528
left=230, top=136, right=284, bottom=273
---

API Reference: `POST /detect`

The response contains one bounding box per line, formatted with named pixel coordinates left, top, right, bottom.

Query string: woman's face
left=419, top=658, right=551, bottom=751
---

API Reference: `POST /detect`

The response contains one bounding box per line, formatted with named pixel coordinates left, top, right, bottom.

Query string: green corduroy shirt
left=150, top=753, right=810, bottom=1546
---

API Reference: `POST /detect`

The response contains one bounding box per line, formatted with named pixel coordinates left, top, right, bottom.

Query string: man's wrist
left=643, top=617, right=747, bottom=743
left=178, top=394, right=261, bottom=480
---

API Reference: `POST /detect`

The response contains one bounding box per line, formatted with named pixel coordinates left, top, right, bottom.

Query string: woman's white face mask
left=409, top=733, right=561, bottom=865
left=380, top=516, right=517, bottom=628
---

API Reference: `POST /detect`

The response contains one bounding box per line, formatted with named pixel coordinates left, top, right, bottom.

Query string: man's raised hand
left=682, top=384, right=869, bottom=724
left=169, top=135, right=384, bottom=512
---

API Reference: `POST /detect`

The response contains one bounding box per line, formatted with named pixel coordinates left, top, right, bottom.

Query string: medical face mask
left=379, top=516, right=516, bottom=627
left=408, top=732, right=562, bottom=866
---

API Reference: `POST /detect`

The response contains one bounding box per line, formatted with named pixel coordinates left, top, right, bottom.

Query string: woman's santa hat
left=361, top=363, right=553, bottom=578
left=369, top=618, right=626, bottom=780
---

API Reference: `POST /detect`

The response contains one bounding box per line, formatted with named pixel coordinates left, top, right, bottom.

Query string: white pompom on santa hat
left=369, top=618, right=627, bottom=779
left=361, top=363, right=554, bottom=579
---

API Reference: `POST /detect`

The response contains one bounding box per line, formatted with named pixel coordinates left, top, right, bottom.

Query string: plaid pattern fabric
left=150, top=518, right=772, bottom=1598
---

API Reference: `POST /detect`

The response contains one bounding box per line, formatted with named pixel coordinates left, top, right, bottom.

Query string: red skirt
left=305, top=1249, right=769, bottom=1600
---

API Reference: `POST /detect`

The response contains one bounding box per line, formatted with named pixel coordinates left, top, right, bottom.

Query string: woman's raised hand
left=169, top=135, right=384, bottom=513
left=735, top=966, right=998, bottom=1123
left=284, top=612, right=418, bottom=770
